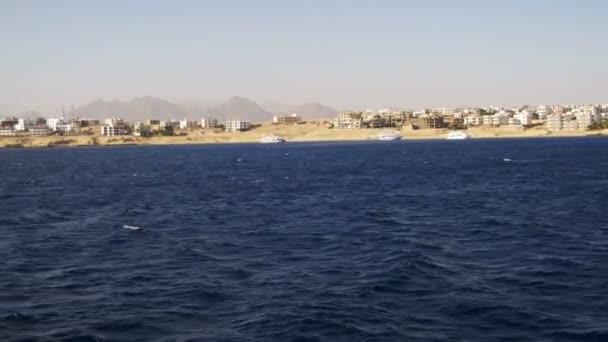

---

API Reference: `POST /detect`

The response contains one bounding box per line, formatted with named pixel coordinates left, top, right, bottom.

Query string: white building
left=14, top=118, right=32, bottom=131
left=45, top=117, right=78, bottom=133
left=179, top=119, right=198, bottom=130
left=513, top=111, right=532, bottom=126
left=46, top=117, right=62, bottom=131
left=491, top=111, right=511, bottom=126
left=100, top=125, right=128, bottom=136
left=413, top=109, right=427, bottom=116
left=537, top=105, right=551, bottom=120
left=29, top=127, right=51, bottom=136
left=434, top=107, right=454, bottom=116
left=56, top=123, right=78, bottom=133
left=546, top=114, right=563, bottom=131
left=575, top=111, right=594, bottom=129
left=105, top=117, right=124, bottom=127
left=225, top=120, right=251, bottom=132
left=546, top=113, right=581, bottom=131
left=482, top=115, right=493, bottom=126
left=464, top=114, right=482, bottom=126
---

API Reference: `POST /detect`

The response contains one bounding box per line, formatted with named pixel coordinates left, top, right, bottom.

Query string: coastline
left=1, top=123, right=606, bottom=149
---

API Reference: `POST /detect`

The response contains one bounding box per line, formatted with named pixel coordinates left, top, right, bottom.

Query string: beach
left=0, top=122, right=606, bottom=148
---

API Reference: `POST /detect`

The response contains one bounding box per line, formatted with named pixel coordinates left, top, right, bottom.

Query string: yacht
left=446, top=131, right=471, bottom=140
left=377, top=132, right=402, bottom=141
left=260, top=135, right=286, bottom=143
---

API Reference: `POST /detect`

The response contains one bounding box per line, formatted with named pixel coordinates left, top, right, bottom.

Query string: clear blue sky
left=1, top=0, right=607, bottom=113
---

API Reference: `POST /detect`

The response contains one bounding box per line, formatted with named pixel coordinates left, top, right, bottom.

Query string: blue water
left=1, top=138, right=608, bottom=342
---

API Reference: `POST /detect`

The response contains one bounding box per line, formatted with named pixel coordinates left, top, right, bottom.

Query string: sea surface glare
left=1, top=138, right=608, bottom=342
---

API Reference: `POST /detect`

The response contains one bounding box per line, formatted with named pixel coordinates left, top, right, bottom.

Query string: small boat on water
left=260, top=135, right=286, bottom=143
left=446, top=131, right=471, bottom=140
left=377, top=132, right=402, bottom=141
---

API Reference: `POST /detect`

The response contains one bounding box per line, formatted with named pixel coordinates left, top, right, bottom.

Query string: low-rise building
left=366, top=115, right=384, bottom=128
left=58, top=123, right=78, bottom=134
left=144, top=120, right=162, bottom=132
left=536, top=105, right=551, bottom=120
left=333, top=112, right=362, bottom=129
left=386, top=112, right=410, bottom=127
left=46, top=117, right=78, bottom=133
left=513, top=111, right=533, bottom=126
left=29, top=126, right=51, bottom=136
left=491, top=112, right=510, bottom=126
left=546, top=114, right=563, bottom=131
left=75, top=118, right=93, bottom=127
left=14, top=118, right=32, bottom=131
left=563, top=117, right=579, bottom=130
left=546, top=113, right=580, bottom=131
left=101, top=116, right=129, bottom=136
left=160, top=120, right=180, bottom=129
left=443, top=115, right=465, bottom=129
left=201, top=118, right=218, bottom=129
left=464, top=114, right=482, bottom=127
left=100, top=125, right=128, bottom=136
left=133, top=123, right=153, bottom=137
left=46, top=117, right=63, bottom=131
left=411, top=114, right=444, bottom=129
left=482, top=115, right=494, bottom=126
left=179, top=119, right=198, bottom=130
left=273, top=113, right=301, bottom=125
left=105, top=117, right=124, bottom=127
left=575, top=111, right=594, bottom=129
left=0, top=129, right=16, bottom=137
left=225, top=120, right=251, bottom=132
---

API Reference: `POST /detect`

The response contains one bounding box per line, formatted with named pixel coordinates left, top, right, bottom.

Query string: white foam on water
left=504, top=158, right=512, bottom=162
left=123, top=225, right=141, bottom=230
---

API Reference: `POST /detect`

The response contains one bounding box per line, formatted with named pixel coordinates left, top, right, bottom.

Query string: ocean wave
left=2, top=139, right=607, bottom=341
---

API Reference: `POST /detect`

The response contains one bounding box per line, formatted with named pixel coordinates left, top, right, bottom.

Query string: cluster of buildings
left=331, top=104, right=608, bottom=131
left=0, top=117, right=99, bottom=137
left=2, top=104, right=606, bottom=139
left=125, top=117, right=238, bottom=136
left=121, top=114, right=302, bottom=136
left=544, top=106, right=603, bottom=131
left=272, top=113, right=302, bottom=125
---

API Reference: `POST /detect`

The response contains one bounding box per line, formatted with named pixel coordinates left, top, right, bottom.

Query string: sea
left=1, top=137, right=607, bottom=342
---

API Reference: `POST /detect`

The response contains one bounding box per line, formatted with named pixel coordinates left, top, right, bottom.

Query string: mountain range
left=74, top=96, right=337, bottom=122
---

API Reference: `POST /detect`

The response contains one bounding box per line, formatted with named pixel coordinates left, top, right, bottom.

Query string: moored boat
left=446, top=131, right=471, bottom=140
left=260, top=135, right=286, bottom=143
left=377, top=132, right=402, bottom=141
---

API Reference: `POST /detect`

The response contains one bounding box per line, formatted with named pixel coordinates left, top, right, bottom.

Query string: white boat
left=377, top=132, right=402, bottom=141
left=446, top=131, right=471, bottom=140
left=260, top=135, right=286, bottom=143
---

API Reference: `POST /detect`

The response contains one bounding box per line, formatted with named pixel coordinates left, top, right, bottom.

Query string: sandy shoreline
left=1, top=123, right=606, bottom=149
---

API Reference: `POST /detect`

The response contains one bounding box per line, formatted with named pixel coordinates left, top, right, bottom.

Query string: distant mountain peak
left=75, top=96, right=336, bottom=122
left=227, top=95, right=251, bottom=102
left=208, top=96, right=271, bottom=122
left=261, top=101, right=336, bottom=118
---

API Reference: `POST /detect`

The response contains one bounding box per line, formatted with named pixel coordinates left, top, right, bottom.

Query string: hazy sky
left=1, top=0, right=607, bottom=113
